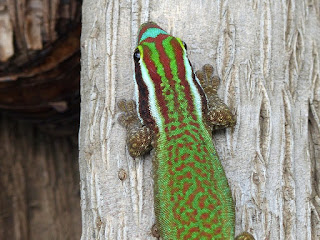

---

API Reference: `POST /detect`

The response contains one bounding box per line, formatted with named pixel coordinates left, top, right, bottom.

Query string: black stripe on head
left=134, top=59, right=156, bottom=129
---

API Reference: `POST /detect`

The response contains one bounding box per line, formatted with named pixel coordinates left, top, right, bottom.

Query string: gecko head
left=134, top=22, right=187, bottom=64
left=133, top=22, right=192, bottom=131
left=137, top=22, right=169, bottom=44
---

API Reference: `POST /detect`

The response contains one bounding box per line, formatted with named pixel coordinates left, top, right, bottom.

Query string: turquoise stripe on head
left=139, top=28, right=168, bottom=43
left=137, top=22, right=169, bottom=43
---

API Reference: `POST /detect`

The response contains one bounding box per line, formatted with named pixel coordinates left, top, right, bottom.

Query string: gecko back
left=132, top=22, right=235, bottom=239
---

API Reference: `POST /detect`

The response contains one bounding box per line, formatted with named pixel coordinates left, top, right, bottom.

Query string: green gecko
left=118, top=22, right=254, bottom=240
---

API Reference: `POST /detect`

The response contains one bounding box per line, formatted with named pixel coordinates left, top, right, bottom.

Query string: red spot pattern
left=154, top=120, right=234, bottom=239
left=137, top=24, right=234, bottom=240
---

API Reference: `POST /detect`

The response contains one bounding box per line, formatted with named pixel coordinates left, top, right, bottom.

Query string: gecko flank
left=118, top=22, right=254, bottom=240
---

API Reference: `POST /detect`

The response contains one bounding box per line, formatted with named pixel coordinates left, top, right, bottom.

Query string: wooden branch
left=80, top=1, right=320, bottom=239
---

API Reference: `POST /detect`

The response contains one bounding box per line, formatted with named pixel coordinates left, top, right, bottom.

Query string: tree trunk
left=80, top=1, right=320, bottom=239
left=0, top=115, right=81, bottom=239
left=0, top=1, right=81, bottom=239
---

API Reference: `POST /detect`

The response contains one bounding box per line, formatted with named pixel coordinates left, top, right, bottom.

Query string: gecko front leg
left=118, top=99, right=153, bottom=158
left=235, top=232, right=255, bottom=240
left=196, top=64, right=236, bottom=129
left=118, top=99, right=160, bottom=238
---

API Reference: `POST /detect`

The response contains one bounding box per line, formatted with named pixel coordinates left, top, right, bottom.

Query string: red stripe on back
left=141, top=34, right=202, bottom=127
left=142, top=46, right=170, bottom=123
left=154, top=36, right=181, bottom=124
left=170, top=39, right=197, bottom=119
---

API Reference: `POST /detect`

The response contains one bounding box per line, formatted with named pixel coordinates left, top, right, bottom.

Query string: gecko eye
left=182, top=41, right=187, bottom=50
left=133, top=48, right=140, bottom=61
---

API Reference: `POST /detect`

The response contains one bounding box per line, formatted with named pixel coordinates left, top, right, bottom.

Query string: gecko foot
left=151, top=223, right=160, bottom=238
left=196, top=64, right=236, bottom=129
left=196, top=64, right=220, bottom=95
left=118, top=99, right=153, bottom=158
left=118, top=99, right=141, bottom=128
left=235, top=232, right=255, bottom=240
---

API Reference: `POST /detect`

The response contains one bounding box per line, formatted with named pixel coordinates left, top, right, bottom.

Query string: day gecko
left=118, top=22, right=254, bottom=240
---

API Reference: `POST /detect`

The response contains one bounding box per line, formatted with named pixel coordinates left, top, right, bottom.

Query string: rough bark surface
left=0, top=115, right=81, bottom=240
left=0, top=0, right=81, bottom=66
left=0, top=0, right=81, bottom=136
left=80, top=1, right=320, bottom=239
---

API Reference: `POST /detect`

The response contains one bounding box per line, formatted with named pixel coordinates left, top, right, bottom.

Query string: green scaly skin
left=118, top=22, right=254, bottom=240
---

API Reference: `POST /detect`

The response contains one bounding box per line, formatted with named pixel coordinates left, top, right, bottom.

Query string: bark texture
left=0, top=1, right=82, bottom=239
left=0, top=115, right=81, bottom=240
left=0, top=0, right=81, bottom=136
left=80, top=1, right=320, bottom=239
left=0, top=0, right=80, bottom=65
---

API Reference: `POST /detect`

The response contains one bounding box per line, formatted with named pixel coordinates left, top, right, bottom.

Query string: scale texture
left=119, top=22, right=254, bottom=240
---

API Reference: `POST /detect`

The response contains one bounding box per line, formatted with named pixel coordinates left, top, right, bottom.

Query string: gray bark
left=80, top=1, right=320, bottom=239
